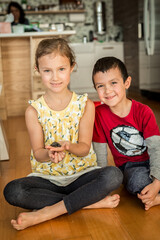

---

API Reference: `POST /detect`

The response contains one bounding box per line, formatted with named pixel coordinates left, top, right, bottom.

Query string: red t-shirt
left=93, top=99, right=160, bottom=167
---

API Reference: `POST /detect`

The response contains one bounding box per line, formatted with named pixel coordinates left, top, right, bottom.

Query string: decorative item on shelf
left=83, top=35, right=87, bottom=43
left=21, top=0, right=27, bottom=10
left=59, top=0, right=84, bottom=10
left=37, top=4, right=56, bottom=11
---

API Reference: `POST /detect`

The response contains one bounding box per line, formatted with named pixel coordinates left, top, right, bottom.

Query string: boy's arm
left=138, top=135, right=160, bottom=203
left=92, top=142, right=108, bottom=167
left=145, top=135, right=160, bottom=181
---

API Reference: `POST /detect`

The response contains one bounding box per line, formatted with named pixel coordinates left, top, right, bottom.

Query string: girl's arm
left=25, top=105, right=51, bottom=162
left=61, top=98, right=95, bottom=157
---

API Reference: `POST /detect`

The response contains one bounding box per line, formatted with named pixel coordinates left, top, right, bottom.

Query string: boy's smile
left=94, top=67, right=131, bottom=114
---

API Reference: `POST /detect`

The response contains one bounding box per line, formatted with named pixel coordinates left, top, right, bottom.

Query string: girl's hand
left=46, top=146, right=66, bottom=163
left=46, top=141, right=71, bottom=152
left=45, top=141, right=70, bottom=163
left=60, top=141, right=71, bottom=151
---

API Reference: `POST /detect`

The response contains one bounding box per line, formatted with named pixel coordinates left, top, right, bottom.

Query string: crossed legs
left=4, top=166, right=123, bottom=230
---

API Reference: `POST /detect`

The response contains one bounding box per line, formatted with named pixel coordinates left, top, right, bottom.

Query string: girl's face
left=38, top=53, right=74, bottom=93
left=94, top=67, right=131, bottom=109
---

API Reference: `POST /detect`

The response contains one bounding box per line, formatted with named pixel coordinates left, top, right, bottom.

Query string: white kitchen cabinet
left=70, top=42, right=124, bottom=94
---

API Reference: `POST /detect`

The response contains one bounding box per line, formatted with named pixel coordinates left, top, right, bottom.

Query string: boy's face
left=93, top=67, right=131, bottom=109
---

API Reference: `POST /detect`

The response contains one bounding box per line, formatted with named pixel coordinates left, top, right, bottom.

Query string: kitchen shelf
left=0, top=9, right=85, bottom=16
left=26, top=9, right=85, bottom=14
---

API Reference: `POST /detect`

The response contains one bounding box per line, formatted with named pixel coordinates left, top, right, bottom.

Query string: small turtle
left=50, top=142, right=61, bottom=147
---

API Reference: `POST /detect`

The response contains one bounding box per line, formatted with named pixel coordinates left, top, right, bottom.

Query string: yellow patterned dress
left=27, top=92, right=99, bottom=186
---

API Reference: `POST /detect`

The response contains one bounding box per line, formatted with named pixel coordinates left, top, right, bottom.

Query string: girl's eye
left=60, top=68, right=65, bottom=71
left=44, top=70, right=50, bottom=72
left=97, top=85, right=104, bottom=89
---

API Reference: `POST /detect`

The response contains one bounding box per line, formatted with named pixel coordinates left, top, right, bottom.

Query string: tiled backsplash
left=1, top=0, right=123, bottom=43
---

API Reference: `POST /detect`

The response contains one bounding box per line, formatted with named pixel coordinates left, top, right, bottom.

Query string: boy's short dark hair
left=92, top=56, right=129, bottom=87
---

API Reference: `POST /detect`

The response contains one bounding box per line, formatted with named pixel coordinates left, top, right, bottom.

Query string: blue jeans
left=119, top=160, right=152, bottom=195
left=3, top=166, right=123, bottom=214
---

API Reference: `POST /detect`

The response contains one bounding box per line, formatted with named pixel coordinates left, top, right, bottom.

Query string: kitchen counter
left=0, top=30, right=76, bottom=38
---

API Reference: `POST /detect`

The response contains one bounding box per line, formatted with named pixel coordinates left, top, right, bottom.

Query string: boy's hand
left=137, top=179, right=160, bottom=204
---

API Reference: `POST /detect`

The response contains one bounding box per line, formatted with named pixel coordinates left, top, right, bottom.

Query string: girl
left=3, top=38, right=123, bottom=230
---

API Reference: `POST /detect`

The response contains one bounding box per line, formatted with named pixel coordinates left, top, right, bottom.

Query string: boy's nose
left=105, top=85, right=111, bottom=93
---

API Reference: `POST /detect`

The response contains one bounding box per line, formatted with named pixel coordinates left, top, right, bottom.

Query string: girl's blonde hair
left=35, top=38, right=76, bottom=70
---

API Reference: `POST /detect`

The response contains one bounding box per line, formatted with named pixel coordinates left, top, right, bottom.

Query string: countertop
left=0, top=30, right=76, bottom=38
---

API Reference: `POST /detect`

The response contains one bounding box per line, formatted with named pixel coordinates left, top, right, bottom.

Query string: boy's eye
left=60, top=68, right=65, bottom=71
left=44, top=69, right=50, bottom=72
left=112, top=81, right=117, bottom=85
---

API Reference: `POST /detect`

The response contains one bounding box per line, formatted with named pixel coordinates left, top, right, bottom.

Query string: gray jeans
left=4, top=166, right=123, bottom=214
left=119, top=160, right=152, bottom=195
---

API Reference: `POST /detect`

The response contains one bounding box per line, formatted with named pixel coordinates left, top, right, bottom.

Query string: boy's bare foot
left=84, top=194, right=120, bottom=209
left=144, top=194, right=160, bottom=211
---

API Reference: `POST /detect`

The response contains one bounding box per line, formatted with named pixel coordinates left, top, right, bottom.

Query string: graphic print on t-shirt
left=110, top=125, right=147, bottom=156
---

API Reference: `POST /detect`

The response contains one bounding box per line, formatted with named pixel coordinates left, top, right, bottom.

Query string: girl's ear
left=125, top=76, right=132, bottom=89
left=34, top=65, right=38, bottom=72
left=71, top=62, right=76, bottom=73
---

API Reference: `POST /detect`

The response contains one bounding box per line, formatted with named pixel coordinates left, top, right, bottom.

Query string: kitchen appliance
left=94, top=1, right=106, bottom=35
left=139, top=0, right=160, bottom=97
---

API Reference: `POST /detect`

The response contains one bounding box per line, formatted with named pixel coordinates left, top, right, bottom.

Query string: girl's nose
left=51, top=71, right=58, bottom=80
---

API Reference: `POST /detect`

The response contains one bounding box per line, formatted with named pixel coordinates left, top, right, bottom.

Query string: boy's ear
left=125, top=76, right=132, bottom=89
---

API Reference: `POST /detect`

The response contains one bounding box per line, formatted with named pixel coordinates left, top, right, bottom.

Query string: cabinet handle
left=102, top=47, right=114, bottom=50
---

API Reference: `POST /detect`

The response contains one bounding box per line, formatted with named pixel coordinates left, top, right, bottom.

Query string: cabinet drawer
left=95, top=45, right=124, bottom=62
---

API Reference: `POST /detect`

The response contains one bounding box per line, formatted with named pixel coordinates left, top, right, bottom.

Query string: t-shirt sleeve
left=93, top=108, right=107, bottom=143
left=142, top=106, right=160, bottom=139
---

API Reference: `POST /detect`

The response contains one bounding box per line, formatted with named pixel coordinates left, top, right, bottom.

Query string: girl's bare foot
left=144, top=194, right=160, bottom=211
left=11, top=201, right=67, bottom=230
left=11, top=208, right=49, bottom=230
left=84, top=194, right=120, bottom=209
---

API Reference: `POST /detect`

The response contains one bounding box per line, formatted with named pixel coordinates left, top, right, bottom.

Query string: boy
left=92, top=56, right=160, bottom=210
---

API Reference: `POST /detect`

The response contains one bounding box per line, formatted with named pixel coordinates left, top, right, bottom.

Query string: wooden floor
left=0, top=91, right=160, bottom=240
